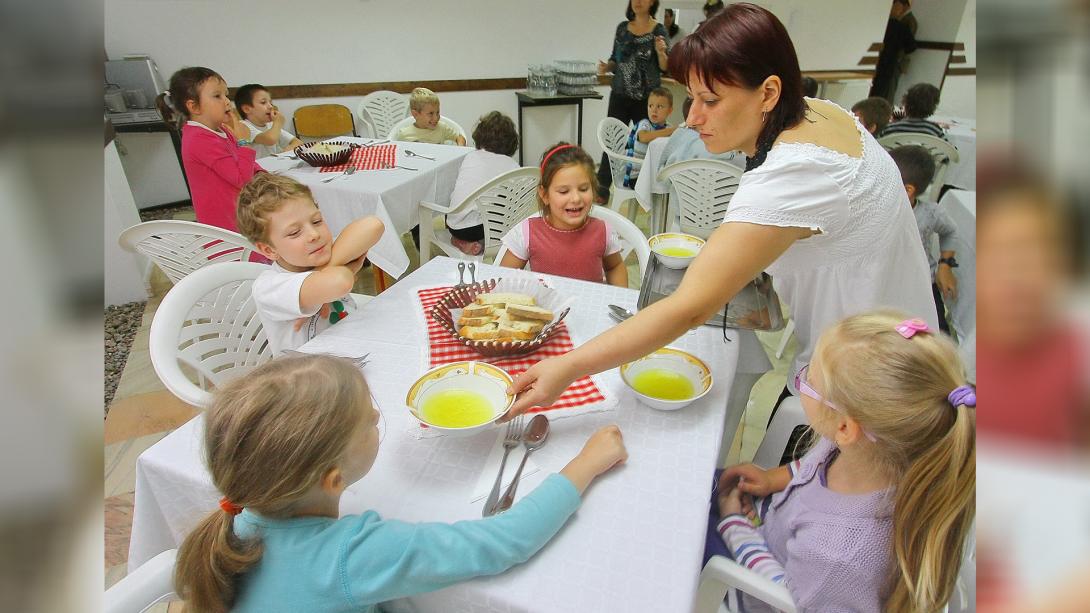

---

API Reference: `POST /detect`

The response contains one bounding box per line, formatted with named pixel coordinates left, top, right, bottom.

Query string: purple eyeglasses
left=795, top=364, right=877, bottom=442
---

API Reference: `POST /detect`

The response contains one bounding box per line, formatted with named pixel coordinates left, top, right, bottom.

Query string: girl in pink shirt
left=499, top=143, right=628, bottom=287
left=156, top=67, right=262, bottom=232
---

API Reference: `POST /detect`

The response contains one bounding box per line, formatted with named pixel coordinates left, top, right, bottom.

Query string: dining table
left=127, top=257, right=758, bottom=612
left=932, top=114, right=976, bottom=191
left=258, top=139, right=473, bottom=285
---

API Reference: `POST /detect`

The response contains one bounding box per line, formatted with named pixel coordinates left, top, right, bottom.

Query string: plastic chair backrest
left=293, top=104, right=357, bottom=140
left=104, top=549, right=178, bottom=613
left=357, top=91, right=409, bottom=140
left=118, top=220, right=258, bottom=284
left=467, top=167, right=542, bottom=250
left=597, top=117, right=642, bottom=188
left=877, top=132, right=960, bottom=200
left=387, top=115, right=467, bottom=142
left=149, top=262, right=273, bottom=408
left=657, top=159, right=744, bottom=239
left=752, top=395, right=807, bottom=469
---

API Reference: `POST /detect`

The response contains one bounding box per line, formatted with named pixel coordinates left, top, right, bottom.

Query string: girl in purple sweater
left=156, top=67, right=262, bottom=232
left=714, top=310, right=975, bottom=612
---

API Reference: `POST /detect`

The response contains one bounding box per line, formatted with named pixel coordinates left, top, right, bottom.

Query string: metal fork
left=281, top=350, right=369, bottom=368
left=483, top=415, right=524, bottom=517
left=455, top=262, right=467, bottom=288
left=321, top=166, right=357, bottom=183
left=380, top=161, right=418, bottom=171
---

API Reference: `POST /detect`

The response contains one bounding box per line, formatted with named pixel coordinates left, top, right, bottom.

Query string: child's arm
left=203, top=114, right=260, bottom=187
left=498, top=221, right=530, bottom=270
left=250, top=109, right=286, bottom=146
left=454, top=134, right=467, bottom=146
left=716, top=488, right=786, bottom=583
left=324, top=217, right=385, bottom=268
left=499, top=251, right=529, bottom=270
left=720, top=463, right=792, bottom=498
left=637, top=125, right=678, bottom=144
left=933, top=207, right=960, bottom=299
left=603, top=252, right=628, bottom=287
left=295, top=217, right=384, bottom=313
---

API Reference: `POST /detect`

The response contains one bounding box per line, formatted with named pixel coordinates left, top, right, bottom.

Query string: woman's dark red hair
left=668, top=3, right=806, bottom=167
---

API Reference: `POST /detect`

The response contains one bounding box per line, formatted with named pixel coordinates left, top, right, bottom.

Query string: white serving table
left=129, top=257, right=749, bottom=612
left=258, top=139, right=472, bottom=280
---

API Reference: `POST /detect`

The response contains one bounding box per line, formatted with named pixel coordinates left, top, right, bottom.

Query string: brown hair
left=236, top=173, right=316, bottom=245
left=649, top=87, right=673, bottom=107
left=155, top=66, right=223, bottom=132
left=669, top=2, right=806, bottom=170
left=537, top=142, right=598, bottom=215
left=903, top=83, right=941, bottom=119
left=174, top=355, right=369, bottom=613
left=889, top=145, right=936, bottom=195
left=472, top=111, right=519, bottom=157
left=852, top=96, right=893, bottom=133
left=813, top=310, right=975, bottom=612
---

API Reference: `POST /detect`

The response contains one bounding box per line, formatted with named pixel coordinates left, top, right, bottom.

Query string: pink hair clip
left=895, top=318, right=930, bottom=339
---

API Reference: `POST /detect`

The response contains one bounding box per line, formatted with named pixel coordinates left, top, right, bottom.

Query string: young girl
left=234, top=83, right=304, bottom=159
left=446, top=111, right=520, bottom=256
left=499, top=143, right=628, bottom=287
left=155, top=67, right=262, bottom=232
left=712, top=310, right=975, bottom=612
left=174, top=354, right=627, bottom=613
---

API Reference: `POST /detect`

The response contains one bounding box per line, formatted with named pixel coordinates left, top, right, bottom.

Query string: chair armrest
left=104, top=549, right=178, bottom=613
left=694, top=556, right=797, bottom=613
left=419, top=200, right=452, bottom=214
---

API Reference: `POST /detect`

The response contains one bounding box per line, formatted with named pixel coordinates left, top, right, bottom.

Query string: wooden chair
left=292, top=104, right=357, bottom=141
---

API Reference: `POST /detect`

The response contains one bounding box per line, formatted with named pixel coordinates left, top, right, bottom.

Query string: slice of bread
left=502, top=318, right=544, bottom=334
left=475, top=292, right=535, bottom=307
left=461, top=303, right=493, bottom=318
left=506, top=304, right=554, bottom=322
left=457, top=315, right=494, bottom=327
left=459, top=322, right=500, bottom=340
left=498, top=323, right=539, bottom=341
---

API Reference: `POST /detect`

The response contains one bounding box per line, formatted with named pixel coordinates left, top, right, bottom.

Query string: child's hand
left=720, top=463, right=777, bottom=498
left=345, top=254, right=367, bottom=275
left=270, top=106, right=285, bottom=127
left=936, top=266, right=958, bottom=300
left=222, top=108, right=246, bottom=141
left=717, top=485, right=753, bottom=517
left=292, top=303, right=331, bottom=332
left=560, top=425, right=627, bottom=494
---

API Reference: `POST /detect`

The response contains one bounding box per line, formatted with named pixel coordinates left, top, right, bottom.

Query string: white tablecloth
left=129, top=257, right=747, bottom=612
left=937, top=189, right=976, bottom=343
left=932, top=115, right=976, bottom=191
left=259, top=139, right=472, bottom=279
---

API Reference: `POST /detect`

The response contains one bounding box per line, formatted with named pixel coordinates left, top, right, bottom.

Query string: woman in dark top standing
left=596, top=0, right=669, bottom=201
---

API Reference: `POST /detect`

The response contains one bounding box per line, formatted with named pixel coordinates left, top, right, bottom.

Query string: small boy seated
left=851, top=96, right=893, bottom=135
left=234, top=84, right=304, bottom=158
left=446, top=111, right=520, bottom=256
left=879, top=83, right=947, bottom=140
left=395, top=87, right=467, bottom=146
left=237, top=173, right=385, bottom=355
left=890, top=145, right=959, bottom=333
left=624, top=87, right=677, bottom=187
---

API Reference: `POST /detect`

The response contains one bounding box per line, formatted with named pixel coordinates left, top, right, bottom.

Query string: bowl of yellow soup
left=405, top=361, right=514, bottom=435
left=648, top=233, right=705, bottom=269
left=620, top=347, right=713, bottom=410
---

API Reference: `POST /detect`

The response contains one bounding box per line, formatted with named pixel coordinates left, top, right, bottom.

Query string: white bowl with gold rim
left=620, top=347, right=713, bottom=410
left=648, top=233, right=705, bottom=269
left=405, top=361, right=514, bottom=435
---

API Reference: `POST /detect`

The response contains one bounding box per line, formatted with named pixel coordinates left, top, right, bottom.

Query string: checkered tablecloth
left=417, top=285, right=608, bottom=415
left=319, top=143, right=397, bottom=172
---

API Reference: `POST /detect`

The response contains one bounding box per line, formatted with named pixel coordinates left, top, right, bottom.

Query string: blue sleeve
left=339, top=473, right=581, bottom=606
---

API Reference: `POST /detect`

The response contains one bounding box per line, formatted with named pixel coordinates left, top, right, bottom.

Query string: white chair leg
left=774, top=319, right=795, bottom=360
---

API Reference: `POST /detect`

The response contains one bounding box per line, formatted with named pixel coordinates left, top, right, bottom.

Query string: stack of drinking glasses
left=527, top=65, right=558, bottom=97
left=554, top=60, right=598, bottom=95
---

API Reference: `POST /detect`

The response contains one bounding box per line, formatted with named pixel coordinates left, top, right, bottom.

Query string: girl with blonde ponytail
left=712, top=310, right=975, bottom=612
left=174, top=354, right=628, bottom=613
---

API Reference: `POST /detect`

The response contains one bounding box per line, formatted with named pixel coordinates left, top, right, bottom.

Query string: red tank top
left=526, top=216, right=608, bottom=283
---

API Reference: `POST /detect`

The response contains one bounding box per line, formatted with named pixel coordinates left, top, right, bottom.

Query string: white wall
left=105, top=141, right=151, bottom=306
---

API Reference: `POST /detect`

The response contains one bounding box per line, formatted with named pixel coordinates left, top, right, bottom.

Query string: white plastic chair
left=752, top=395, right=807, bottom=469
left=774, top=319, right=795, bottom=360
left=877, top=132, right=960, bottom=201
left=118, top=220, right=258, bottom=284
left=356, top=90, right=409, bottom=139
left=149, top=261, right=274, bottom=408
left=596, top=117, right=642, bottom=222
left=418, top=167, right=540, bottom=264
left=387, top=115, right=467, bottom=143
left=104, top=549, right=178, bottom=613
left=695, top=554, right=798, bottom=613
left=657, top=159, right=744, bottom=240
left=493, top=207, right=651, bottom=280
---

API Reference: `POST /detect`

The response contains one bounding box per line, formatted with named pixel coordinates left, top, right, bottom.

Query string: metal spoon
left=490, top=414, right=550, bottom=515
left=321, top=166, right=356, bottom=183
left=608, top=304, right=635, bottom=322
left=404, top=149, right=435, bottom=161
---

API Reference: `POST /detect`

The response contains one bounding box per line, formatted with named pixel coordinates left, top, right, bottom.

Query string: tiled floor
left=103, top=202, right=793, bottom=604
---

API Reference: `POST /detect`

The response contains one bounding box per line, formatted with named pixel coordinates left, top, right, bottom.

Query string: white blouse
left=722, top=102, right=938, bottom=391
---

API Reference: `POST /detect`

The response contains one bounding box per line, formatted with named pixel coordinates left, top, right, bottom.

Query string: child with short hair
left=174, top=354, right=628, bottom=613
left=712, top=310, right=975, bottom=612
left=499, top=143, right=628, bottom=287
left=851, top=96, right=893, bottom=135
left=234, top=83, right=304, bottom=158
left=395, top=87, right=467, bottom=145
left=236, top=174, right=385, bottom=355
left=624, top=87, right=678, bottom=186
left=445, top=111, right=521, bottom=256
left=156, top=67, right=262, bottom=232
left=890, top=144, right=960, bottom=333
left=880, top=82, right=947, bottom=140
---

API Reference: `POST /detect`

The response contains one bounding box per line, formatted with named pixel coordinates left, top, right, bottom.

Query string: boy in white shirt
left=445, top=111, right=520, bottom=255
left=395, top=87, right=466, bottom=145
left=236, top=174, right=385, bottom=355
left=235, top=84, right=304, bottom=158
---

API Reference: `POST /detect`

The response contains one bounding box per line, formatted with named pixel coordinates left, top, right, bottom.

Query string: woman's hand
left=655, top=35, right=667, bottom=55
left=502, top=357, right=578, bottom=420
left=598, top=59, right=612, bottom=75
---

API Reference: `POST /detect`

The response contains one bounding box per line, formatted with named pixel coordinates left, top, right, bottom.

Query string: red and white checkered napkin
left=415, top=285, right=614, bottom=427
left=319, top=143, right=397, bottom=172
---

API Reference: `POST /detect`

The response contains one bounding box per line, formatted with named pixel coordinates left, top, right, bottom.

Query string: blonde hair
left=236, top=173, right=316, bottom=245
left=173, top=355, right=369, bottom=613
left=812, top=310, right=975, bottom=612
left=409, top=87, right=439, bottom=112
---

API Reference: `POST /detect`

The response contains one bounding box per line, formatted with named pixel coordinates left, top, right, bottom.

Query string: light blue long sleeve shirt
left=230, top=473, right=581, bottom=613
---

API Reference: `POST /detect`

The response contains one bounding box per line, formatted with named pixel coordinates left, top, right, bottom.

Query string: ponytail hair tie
left=948, top=385, right=976, bottom=408
left=540, top=144, right=577, bottom=173
left=219, top=497, right=243, bottom=515
left=895, top=318, right=930, bottom=339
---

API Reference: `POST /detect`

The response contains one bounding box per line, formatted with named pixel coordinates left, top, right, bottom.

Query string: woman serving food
left=507, top=3, right=937, bottom=417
